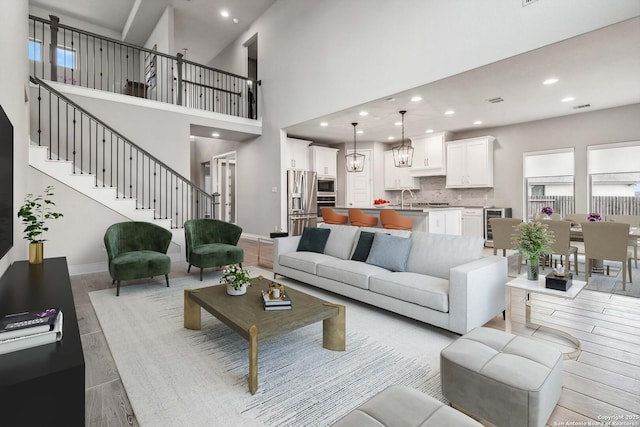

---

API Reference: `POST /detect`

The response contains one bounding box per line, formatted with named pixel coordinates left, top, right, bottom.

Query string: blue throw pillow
left=296, top=227, right=331, bottom=253
left=366, top=233, right=412, bottom=271
left=351, top=231, right=376, bottom=262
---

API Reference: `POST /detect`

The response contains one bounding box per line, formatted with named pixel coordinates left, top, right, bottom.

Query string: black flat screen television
left=0, top=104, right=14, bottom=259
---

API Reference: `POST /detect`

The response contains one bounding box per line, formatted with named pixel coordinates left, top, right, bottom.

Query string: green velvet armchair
left=104, top=221, right=172, bottom=296
left=184, top=219, right=244, bottom=281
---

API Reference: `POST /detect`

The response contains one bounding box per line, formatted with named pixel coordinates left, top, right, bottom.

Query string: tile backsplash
left=386, top=176, right=497, bottom=207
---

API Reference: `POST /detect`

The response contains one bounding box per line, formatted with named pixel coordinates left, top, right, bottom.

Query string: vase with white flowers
left=220, top=264, right=252, bottom=295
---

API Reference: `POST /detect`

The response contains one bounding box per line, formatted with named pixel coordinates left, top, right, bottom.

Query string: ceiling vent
left=573, top=103, right=591, bottom=110
left=487, top=97, right=504, bottom=104
left=522, top=0, right=539, bottom=6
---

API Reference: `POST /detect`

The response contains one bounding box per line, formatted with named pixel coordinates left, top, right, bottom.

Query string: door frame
left=211, top=151, right=237, bottom=223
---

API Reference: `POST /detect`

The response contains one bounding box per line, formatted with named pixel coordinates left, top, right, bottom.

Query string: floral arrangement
left=541, top=206, right=553, bottom=216
left=512, top=221, right=555, bottom=260
left=587, top=212, right=602, bottom=222
left=220, top=264, right=252, bottom=290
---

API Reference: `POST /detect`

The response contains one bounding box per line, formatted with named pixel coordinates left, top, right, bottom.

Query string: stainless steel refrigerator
left=287, top=170, right=318, bottom=236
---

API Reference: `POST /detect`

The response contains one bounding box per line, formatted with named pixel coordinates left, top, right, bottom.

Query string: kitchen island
left=334, top=206, right=463, bottom=234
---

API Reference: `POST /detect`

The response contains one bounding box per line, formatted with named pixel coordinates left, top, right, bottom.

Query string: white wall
left=144, top=5, right=174, bottom=55
left=209, top=0, right=640, bottom=236
left=0, top=0, right=29, bottom=275
left=455, top=103, right=640, bottom=218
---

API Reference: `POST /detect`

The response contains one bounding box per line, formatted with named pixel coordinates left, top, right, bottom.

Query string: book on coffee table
left=0, top=308, right=61, bottom=341
left=261, top=290, right=292, bottom=307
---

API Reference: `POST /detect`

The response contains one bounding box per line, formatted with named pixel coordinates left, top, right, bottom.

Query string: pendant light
left=345, top=122, right=365, bottom=172
left=392, top=110, right=414, bottom=167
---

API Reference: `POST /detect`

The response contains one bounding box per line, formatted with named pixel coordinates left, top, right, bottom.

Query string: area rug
left=89, top=267, right=454, bottom=426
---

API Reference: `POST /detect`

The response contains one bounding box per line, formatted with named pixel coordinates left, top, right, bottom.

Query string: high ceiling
left=30, top=0, right=276, bottom=64
left=286, top=17, right=640, bottom=145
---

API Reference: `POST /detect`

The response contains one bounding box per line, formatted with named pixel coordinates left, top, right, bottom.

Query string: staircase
left=29, top=76, right=216, bottom=249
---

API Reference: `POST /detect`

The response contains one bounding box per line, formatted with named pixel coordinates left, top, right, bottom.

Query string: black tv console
left=0, top=257, right=85, bottom=426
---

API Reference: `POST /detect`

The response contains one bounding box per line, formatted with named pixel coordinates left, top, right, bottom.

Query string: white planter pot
left=227, top=283, right=247, bottom=296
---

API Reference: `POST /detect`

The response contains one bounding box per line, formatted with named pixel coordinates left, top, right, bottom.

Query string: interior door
left=211, top=152, right=237, bottom=223
left=346, top=149, right=373, bottom=207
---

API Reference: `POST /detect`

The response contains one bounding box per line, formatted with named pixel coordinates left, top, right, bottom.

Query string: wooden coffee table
left=183, top=276, right=345, bottom=394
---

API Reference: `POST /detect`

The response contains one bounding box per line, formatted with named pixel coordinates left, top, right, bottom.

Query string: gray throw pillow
left=366, top=233, right=412, bottom=272
left=296, top=227, right=331, bottom=253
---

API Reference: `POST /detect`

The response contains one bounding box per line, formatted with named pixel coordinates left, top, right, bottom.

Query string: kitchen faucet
left=401, top=189, right=416, bottom=209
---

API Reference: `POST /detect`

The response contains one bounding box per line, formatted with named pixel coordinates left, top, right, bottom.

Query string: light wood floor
left=72, top=239, right=639, bottom=426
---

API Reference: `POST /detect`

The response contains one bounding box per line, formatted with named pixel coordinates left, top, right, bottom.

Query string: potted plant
left=541, top=206, right=553, bottom=219
left=587, top=212, right=602, bottom=222
left=512, top=221, right=554, bottom=280
left=17, top=185, right=64, bottom=264
left=220, top=264, right=252, bottom=295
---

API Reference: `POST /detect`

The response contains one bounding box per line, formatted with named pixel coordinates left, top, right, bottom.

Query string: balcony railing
left=31, top=76, right=218, bottom=227
left=29, top=15, right=258, bottom=119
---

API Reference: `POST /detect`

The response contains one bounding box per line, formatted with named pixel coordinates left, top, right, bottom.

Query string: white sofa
left=273, top=224, right=507, bottom=335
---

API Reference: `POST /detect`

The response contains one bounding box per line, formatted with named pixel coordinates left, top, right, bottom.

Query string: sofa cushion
left=366, top=233, right=412, bottom=272
left=279, top=251, right=336, bottom=275
left=320, top=224, right=360, bottom=260
left=296, top=227, right=331, bottom=253
left=351, top=231, right=376, bottom=262
left=369, top=272, right=450, bottom=312
left=406, top=232, right=484, bottom=279
left=317, top=258, right=390, bottom=290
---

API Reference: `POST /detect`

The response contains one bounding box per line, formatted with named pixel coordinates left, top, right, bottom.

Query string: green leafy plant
left=17, top=185, right=64, bottom=243
left=511, top=221, right=554, bottom=259
left=220, top=264, right=252, bottom=290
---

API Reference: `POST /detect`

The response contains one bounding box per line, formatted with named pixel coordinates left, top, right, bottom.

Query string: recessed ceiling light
left=320, top=122, right=328, bottom=127
left=220, top=10, right=229, bottom=18
left=387, top=136, right=395, bottom=140
left=359, top=111, right=369, bottom=116
left=444, top=110, right=455, bottom=115
left=561, top=96, right=575, bottom=103
left=411, top=96, right=422, bottom=102
left=356, top=130, right=364, bottom=134
left=425, top=129, right=434, bottom=134
left=394, top=121, right=402, bottom=126
left=543, top=78, right=559, bottom=85
left=473, top=120, right=483, bottom=125
left=386, top=97, right=395, bottom=102
left=212, top=132, right=220, bottom=137
left=232, top=18, right=239, bottom=24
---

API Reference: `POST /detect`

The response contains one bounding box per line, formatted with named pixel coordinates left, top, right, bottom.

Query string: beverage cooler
left=484, top=207, right=513, bottom=247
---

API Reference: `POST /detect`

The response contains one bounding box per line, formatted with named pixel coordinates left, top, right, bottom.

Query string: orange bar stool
left=348, top=208, right=378, bottom=227
left=380, top=209, right=414, bottom=230
left=321, top=207, right=348, bottom=224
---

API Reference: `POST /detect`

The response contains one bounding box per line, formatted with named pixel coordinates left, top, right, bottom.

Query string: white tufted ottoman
left=333, top=385, right=482, bottom=427
left=441, top=327, right=562, bottom=427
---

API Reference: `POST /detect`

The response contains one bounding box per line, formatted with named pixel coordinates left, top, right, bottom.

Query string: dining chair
left=348, top=208, right=378, bottom=227
left=563, top=213, right=589, bottom=226
left=606, top=214, right=640, bottom=268
left=489, top=217, right=523, bottom=274
left=545, top=219, right=579, bottom=275
left=379, top=209, right=414, bottom=230
left=321, top=207, right=348, bottom=224
left=580, top=221, right=633, bottom=290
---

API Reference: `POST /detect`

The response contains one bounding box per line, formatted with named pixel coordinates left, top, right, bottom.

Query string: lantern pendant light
left=345, top=122, right=365, bottom=172
left=392, top=110, right=413, bottom=167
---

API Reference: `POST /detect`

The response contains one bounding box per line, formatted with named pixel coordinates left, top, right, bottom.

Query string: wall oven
left=317, top=194, right=337, bottom=218
left=484, top=207, right=513, bottom=247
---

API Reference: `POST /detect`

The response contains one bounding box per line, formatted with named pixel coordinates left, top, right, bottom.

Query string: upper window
left=29, top=39, right=76, bottom=69
left=588, top=141, right=640, bottom=216
left=523, top=148, right=575, bottom=220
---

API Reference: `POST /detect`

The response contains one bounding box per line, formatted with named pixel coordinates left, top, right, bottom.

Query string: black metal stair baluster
left=128, top=145, right=132, bottom=198
left=141, top=153, right=144, bottom=211
left=56, top=96, right=59, bottom=161
left=37, top=86, right=41, bottom=146
left=135, top=149, right=139, bottom=208
left=153, top=161, right=157, bottom=216
left=115, top=135, right=119, bottom=196
left=147, top=157, right=151, bottom=209
left=47, top=90, right=51, bottom=158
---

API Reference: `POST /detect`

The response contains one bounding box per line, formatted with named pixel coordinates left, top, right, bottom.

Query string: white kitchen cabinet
left=384, top=150, right=419, bottom=190
left=462, top=207, right=484, bottom=238
left=411, top=132, right=451, bottom=177
left=446, top=136, right=495, bottom=188
left=428, top=209, right=462, bottom=235
left=310, top=146, right=338, bottom=177
left=284, top=137, right=311, bottom=170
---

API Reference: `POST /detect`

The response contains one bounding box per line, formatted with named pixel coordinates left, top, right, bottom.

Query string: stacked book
left=261, top=290, right=292, bottom=311
left=0, top=308, right=64, bottom=355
